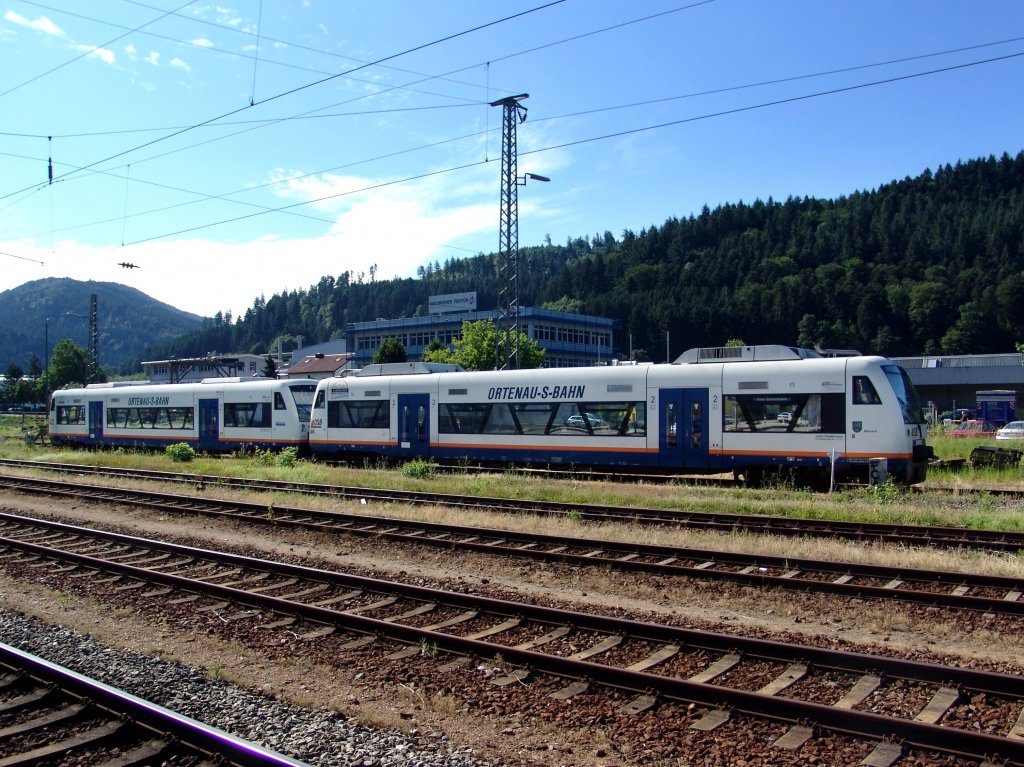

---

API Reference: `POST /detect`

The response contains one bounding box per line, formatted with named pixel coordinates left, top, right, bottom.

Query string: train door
left=396, top=393, right=430, bottom=458
left=658, top=389, right=709, bottom=469
left=88, top=401, right=103, bottom=442
left=198, top=398, right=219, bottom=450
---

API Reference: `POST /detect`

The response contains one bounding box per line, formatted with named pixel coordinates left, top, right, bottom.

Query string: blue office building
left=346, top=306, right=621, bottom=367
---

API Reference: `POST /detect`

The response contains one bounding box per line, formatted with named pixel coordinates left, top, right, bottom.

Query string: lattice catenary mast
left=87, top=293, right=99, bottom=384
left=490, top=93, right=529, bottom=370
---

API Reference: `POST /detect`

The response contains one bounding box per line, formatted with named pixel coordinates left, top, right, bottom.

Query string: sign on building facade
left=428, top=291, right=477, bottom=314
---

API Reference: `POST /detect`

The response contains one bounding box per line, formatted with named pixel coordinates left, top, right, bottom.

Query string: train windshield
left=289, top=383, right=317, bottom=422
left=881, top=365, right=925, bottom=424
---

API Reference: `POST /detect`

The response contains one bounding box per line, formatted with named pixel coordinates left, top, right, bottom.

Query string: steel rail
left=3, top=458, right=1023, bottom=552
left=2, top=476, right=1022, bottom=615
left=0, top=641, right=311, bottom=767
left=2, top=514, right=1023, bottom=765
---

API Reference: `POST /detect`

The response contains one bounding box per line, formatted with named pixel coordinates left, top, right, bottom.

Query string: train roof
left=674, top=345, right=862, bottom=364
left=342, top=362, right=464, bottom=377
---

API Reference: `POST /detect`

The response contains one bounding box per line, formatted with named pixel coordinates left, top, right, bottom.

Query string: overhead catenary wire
left=0, top=0, right=568, bottom=204
left=3, top=39, right=1021, bottom=256
left=0, top=3, right=1019, bottom=271
left=15, top=0, right=493, bottom=100
left=0, top=0, right=198, bottom=100
left=111, top=49, right=1024, bottom=250
left=2, top=16, right=1015, bottom=220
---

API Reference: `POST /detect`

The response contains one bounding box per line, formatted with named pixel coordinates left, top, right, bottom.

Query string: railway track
left=0, top=640, right=310, bottom=767
left=3, top=458, right=1024, bottom=553
left=1, top=512, right=1022, bottom=766
left=2, top=472, right=1023, bottom=616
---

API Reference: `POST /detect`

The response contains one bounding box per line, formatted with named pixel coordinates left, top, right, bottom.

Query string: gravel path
left=0, top=609, right=495, bottom=767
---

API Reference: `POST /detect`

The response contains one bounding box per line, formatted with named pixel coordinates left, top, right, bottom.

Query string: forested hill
left=0, top=279, right=202, bottom=372
left=144, top=151, right=1024, bottom=367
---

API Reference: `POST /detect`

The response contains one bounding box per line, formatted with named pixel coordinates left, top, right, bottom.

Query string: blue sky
left=1, top=0, right=1022, bottom=318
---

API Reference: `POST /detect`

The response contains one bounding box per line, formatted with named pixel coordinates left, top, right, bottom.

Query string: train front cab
left=845, top=360, right=929, bottom=485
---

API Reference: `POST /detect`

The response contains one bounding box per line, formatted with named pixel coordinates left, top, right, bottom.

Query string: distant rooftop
left=891, top=353, right=1023, bottom=369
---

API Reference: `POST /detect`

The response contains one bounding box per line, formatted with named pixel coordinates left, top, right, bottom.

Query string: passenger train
left=47, top=345, right=929, bottom=486
left=49, top=378, right=317, bottom=451
left=308, top=345, right=930, bottom=486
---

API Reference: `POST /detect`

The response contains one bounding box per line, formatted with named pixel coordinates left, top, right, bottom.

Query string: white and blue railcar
left=49, top=378, right=317, bottom=452
left=308, top=347, right=930, bottom=486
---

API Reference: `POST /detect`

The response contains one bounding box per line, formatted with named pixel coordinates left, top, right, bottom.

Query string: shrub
left=400, top=458, right=436, bottom=479
left=252, top=448, right=276, bottom=466
left=276, top=447, right=299, bottom=467
left=165, top=442, right=196, bottom=463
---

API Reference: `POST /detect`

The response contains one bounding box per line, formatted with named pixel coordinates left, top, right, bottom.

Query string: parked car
left=777, top=411, right=792, bottom=423
left=949, top=419, right=1001, bottom=438
left=995, top=420, right=1024, bottom=441
left=567, top=413, right=605, bottom=429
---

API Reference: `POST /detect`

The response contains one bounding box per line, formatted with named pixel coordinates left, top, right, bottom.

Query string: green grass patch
left=2, top=424, right=1022, bottom=533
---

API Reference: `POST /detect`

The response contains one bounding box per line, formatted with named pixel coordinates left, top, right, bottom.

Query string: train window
left=690, top=401, right=703, bottom=447
left=881, top=365, right=926, bottom=424
left=171, top=407, right=194, bottom=429
left=313, top=391, right=325, bottom=409
left=439, top=401, right=646, bottom=437
left=289, top=384, right=316, bottom=422
left=224, top=402, right=271, bottom=428
left=56, top=405, right=85, bottom=425
left=274, top=392, right=287, bottom=410
left=665, top=402, right=677, bottom=446
left=439, top=403, right=489, bottom=434
left=327, top=400, right=390, bottom=429
left=105, top=406, right=194, bottom=430
left=724, top=393, right=844, bottom=434
left=511, top=403, right=553, bottom=434
left=484, top=404, right=519, bottom=434
left=852, top=376, right=882, bottom=405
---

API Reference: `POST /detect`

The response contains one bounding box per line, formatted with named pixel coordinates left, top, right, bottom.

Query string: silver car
left=995, top=420, right=1024, bottom=441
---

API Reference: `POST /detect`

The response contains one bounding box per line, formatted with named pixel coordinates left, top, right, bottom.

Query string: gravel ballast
left=0, top=608, right=494, bottom=767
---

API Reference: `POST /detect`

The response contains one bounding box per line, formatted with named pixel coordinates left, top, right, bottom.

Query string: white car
left=995, top=420, right=1024, bottom=441
left=567, top=413, right=605, bottom=429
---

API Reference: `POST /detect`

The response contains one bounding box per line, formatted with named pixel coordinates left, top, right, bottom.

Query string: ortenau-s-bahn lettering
left=127, top=396, right=171, bottom=406
left=488, top=385, right=585, bottom=401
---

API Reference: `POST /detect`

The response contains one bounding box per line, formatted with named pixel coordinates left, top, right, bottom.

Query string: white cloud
left=76, top=44, right=115, bottom=65
left=4, top=11, right=63, bottom=36
left=0, top=141, right=550, bottom=319
left=215, top=6, right=242, bottom=27
left=0, top=171, right=498, bottom=317
left=125, top=44, right=137, bottom=60
left=191, top=37, right=214, bottom=48
left=169, top=58, right=190, bottom=72
left=145, top=51, right=160, bottom=66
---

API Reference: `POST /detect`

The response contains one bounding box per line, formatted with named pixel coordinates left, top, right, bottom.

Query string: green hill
left=0, top=278, right=203, bottom=373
